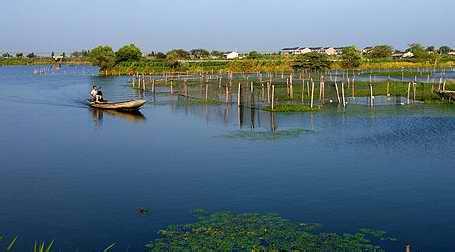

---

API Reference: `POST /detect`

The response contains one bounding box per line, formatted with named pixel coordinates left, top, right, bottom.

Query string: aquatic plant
left=33, top=241, right=54, bottom=252
left=145, top=211, right=395, bottom=251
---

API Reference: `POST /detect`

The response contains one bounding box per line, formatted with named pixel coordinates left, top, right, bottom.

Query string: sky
left=1, top=0, right=454, bottom=54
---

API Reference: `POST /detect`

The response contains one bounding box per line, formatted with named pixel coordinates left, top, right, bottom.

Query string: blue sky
left=1, top=0, right=454, bottom=53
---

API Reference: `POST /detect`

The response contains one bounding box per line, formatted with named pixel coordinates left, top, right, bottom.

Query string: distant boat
left=89, top=99, right=146, bottom=111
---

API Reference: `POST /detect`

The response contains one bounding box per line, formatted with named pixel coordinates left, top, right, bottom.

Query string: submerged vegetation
left=223, top=128, right=311, bottom=141
left=146, top=210, right=396, bottom=251
left=264, top=104, right=321, bottom=112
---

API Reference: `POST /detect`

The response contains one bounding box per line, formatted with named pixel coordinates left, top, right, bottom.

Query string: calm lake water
left=1, top=65, right=455, bottom=251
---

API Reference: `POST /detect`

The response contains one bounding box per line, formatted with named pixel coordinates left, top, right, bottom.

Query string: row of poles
left=129, top=69, right=452, bottom=109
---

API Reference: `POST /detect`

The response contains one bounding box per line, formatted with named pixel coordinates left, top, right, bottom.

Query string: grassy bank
left=0, top=57, right=90, bottom=66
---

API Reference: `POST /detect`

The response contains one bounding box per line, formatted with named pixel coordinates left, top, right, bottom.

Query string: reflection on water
left=90, top=108, right=145, bottom=127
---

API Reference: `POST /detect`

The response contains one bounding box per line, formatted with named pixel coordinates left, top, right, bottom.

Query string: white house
left=448, top=51, right=455, bottom=56
left=224, top=51, right=239, bottom=59
left=402, top=51, right=414, bottom=58
left=53, top=55, right=64, bottom=61
left=281, top=47, right=299, bottom=54
left=323, top=47, right=337, bottom=56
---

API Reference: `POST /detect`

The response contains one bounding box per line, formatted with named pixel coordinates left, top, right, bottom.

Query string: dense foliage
left=88, top=45, right=116, bottom=70
left=166, top=49, right=190, bottom=60
left=292, top=52, right=331, bottom=70
left=115, top=44, right=142, bottom=63
left=341, top=47, right=362, bottom=68
left=367, top=45, right=393, bottom=59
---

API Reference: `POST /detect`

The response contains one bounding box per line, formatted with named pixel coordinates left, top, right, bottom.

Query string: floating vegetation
left=146, top=211, right=395, bottom=251
left=33, top=240, right=54, bottom=252
left=223, top=128, right=311, bottom=141
left=264, top=104, right=321, bottom=112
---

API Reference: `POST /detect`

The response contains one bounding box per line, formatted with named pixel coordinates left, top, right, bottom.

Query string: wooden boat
left=89, top=99, right=146, bottom=111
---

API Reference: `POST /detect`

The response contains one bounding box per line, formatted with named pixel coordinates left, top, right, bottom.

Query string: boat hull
left=89, top=99, right=146, bottom=111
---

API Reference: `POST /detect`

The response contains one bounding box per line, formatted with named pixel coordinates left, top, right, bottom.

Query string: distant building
left=53, top=55, right=64, bottom=61
left=362, top=47, right=374, bottom=54
left=323, top=47, right=337, bottom=56
left=224, top=51, right=239, bottom=59
left=281, top=47, right=300, bottom=55
left=402, top=51, right=414, bottom=58
left=392, top=51, right=405, bottom=58
left=448, top=51, right=455, bottom=56
left=334, top=47, right=348, bottom=54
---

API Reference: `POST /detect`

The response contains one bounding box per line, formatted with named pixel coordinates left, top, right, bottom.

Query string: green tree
left=426, top=46, right=435, bottom=52
left=115, top=43, right=142, bottom=63
left=210, top=50, right=224, bottom=58
left=247, top=51, right=262, bottom=59
left=341, top=47, right=362, bottom=68
left=439, top=46, right=452, bottom=54
left=166, top=49, right=190, bottom=61
left=190, top=49, right=210, bottom=59
left=88, top=45, right=116, bottom=70
left=26, top=52, right=36, bottom=58
left=407, top=43, right=430, bottom=62
left=292, top=52, right=331, bottom=71
left=16, top=52, right=23, bottom=58
left=367, top=45, right=393, bottom=58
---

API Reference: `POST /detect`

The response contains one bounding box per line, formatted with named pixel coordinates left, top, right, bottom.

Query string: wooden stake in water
left=370, top=84, right=374, bottom=107
left=341, top=82, right=346, bottom=107
left=301, top=80, right=305, bottom=103
left=237, top=83, right=241, bottom=106
left=407, top=82, right=411, bottom=104
left=271, top=85, right=275, bottom=110
left=387, top=76, right=390, bottom=96
left=205, top=84, right=209, bottom=100
left=310, top=80, right=315, bottom=108
left=334, top=82, right=341, bottom=104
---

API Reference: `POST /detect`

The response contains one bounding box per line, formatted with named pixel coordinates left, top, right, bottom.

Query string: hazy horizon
left=2, top=0, right=454, bottom=54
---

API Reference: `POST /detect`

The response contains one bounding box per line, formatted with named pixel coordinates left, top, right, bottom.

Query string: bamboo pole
left=301, top=80, right=305, bottom=103
left=310, top=80, right=315, bottom=108
left=341, top=82, right=346, bottom=107
left=290, top=83, right=294, bottom=99
left=407, top=82, right=411, bottom=104
left=271, top=85, right=275, bottom=110
left=370, top=84, right=374, bottom=107
left=334, top=82, right=341, bottom=104
left=237, top=82, right=241, bottom=106
left=205, top=83, right=208, bottom=100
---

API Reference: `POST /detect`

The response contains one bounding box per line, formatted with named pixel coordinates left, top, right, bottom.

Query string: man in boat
left=95, top=88, right=104, bottom=103
left=90, top=85, right=98, bottom=101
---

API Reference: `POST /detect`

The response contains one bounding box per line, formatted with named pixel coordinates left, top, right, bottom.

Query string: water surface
left=1, top=65, right=455, bottom=251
